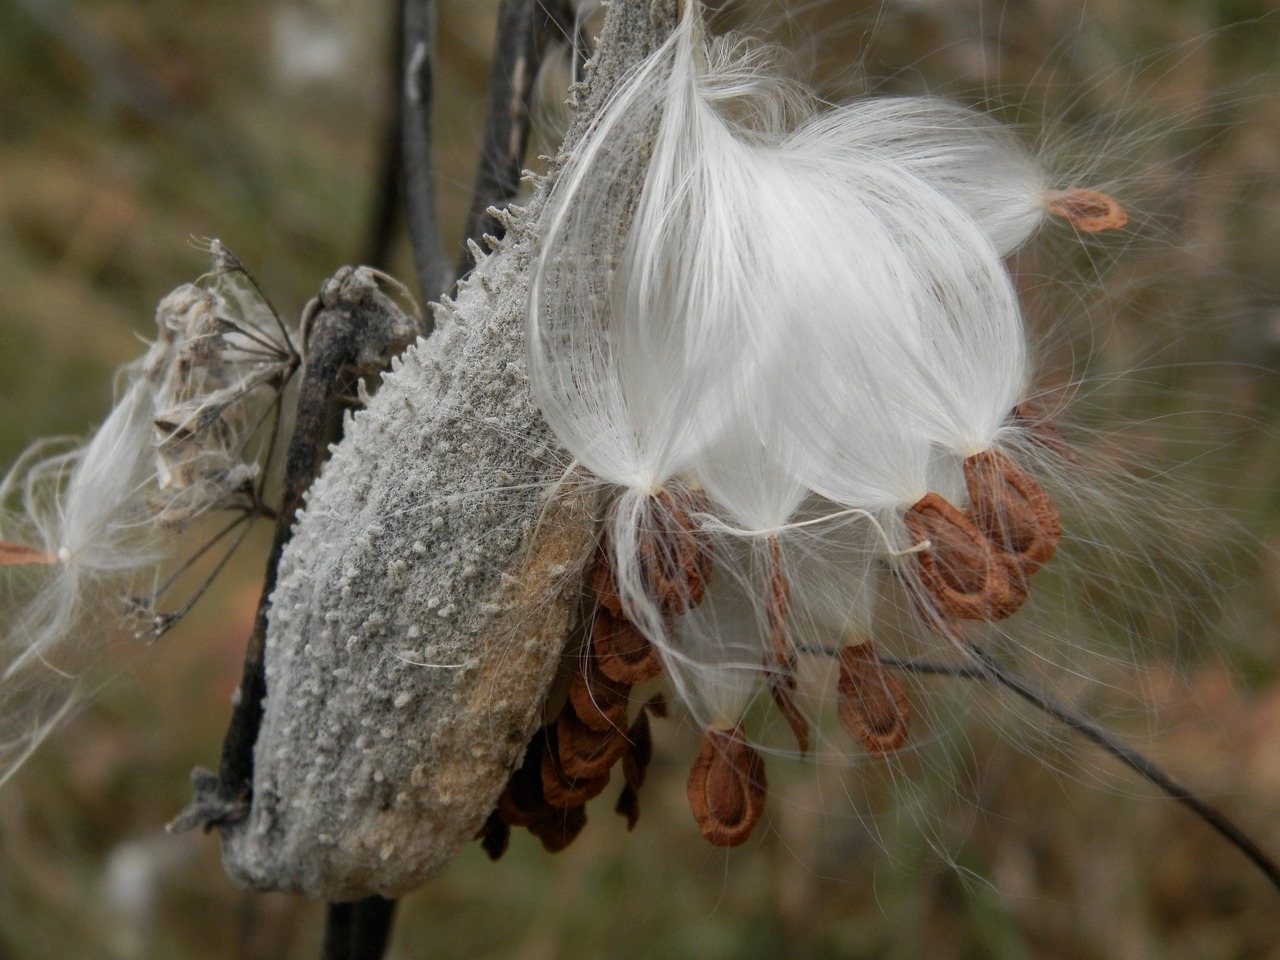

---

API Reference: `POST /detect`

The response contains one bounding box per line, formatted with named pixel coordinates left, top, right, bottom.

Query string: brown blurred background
left=4, top=0, right=1280, bottom=957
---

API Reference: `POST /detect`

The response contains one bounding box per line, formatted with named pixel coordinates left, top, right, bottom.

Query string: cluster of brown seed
left=481, top=488, right=705, bottom=855
left=486, top=470, right=1016, bottom=855
left=904, top=447, right=1061, bottom=627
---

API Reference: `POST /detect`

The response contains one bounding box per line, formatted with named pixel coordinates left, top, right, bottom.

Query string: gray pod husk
left=211, top=0, right=679, bottom=901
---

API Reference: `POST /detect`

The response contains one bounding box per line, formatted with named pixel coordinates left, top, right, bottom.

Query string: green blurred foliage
left=3, top=1, right=1280, bottom=958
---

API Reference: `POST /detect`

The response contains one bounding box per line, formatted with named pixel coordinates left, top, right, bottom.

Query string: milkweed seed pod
left=209, top=0, right=680, bottom=901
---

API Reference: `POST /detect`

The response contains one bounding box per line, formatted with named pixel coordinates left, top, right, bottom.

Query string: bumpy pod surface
left=214, top=1, right=680, bottom=900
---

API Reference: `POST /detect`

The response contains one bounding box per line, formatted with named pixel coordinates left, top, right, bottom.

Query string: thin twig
left=883, top=648, right=1280, bottom=892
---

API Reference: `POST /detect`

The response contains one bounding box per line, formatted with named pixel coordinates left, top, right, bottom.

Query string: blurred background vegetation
left=3, top=0, right=1280, bottom=957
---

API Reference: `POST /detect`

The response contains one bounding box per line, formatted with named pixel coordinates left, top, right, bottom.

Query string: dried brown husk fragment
left=476, top=811, right=509, bottom=861
left=589, top=549, right=624, bottom=618
left=836, top=643, right=910, bottom=754
left=686, top=726, right=767, bottom=847
left=903, top=492, right=1027, bottom=621
left=963, top=449, right=1060, bottom=576
left=1046, top=188, right=1128, bottom=232
left=496, top=730, right=555, bottom=829
left=615, top=709, right=654, bottom=830
left=768, top=672, right=810, bottom=754
left=526, top=804, right=588, bottom=853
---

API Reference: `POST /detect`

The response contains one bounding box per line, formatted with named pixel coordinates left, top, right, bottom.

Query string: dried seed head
left=903, top=492, right=1027, bottom=621
left=963, top=449, right=1060, bottom=575
left=836, top=643, right=910, bottom=754
left=686, top=725, right=767, bottom=847
left=1045, top=188, right=1128, bottom=232
left=541, top=720, right=613, bottom=809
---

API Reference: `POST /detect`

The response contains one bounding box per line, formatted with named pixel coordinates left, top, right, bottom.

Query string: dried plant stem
left=402, top=0, right=451, bottom=308
left=457, top=0, right=576, bottom=280
left=321, top=896, right=398, bottom=960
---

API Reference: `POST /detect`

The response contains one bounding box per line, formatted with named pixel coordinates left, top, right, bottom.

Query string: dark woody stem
left=215, top=289, right=387, bottom=810
left=457, top=0, right=577, bottom=281
left=402, top=0, right=451, bottom=310
left=321, top=896, right=398, bottom=960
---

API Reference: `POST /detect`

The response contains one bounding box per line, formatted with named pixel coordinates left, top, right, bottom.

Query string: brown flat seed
left=592, top=606, right=664, bottom=684
left=765, top=536, right=793, bottom=670
left=1046, top=189, right=1128, bottom=232
left=568, top=654, right=632, bottom=732
left=636, top=488, right=711, bottom=615
left=686, top=727, right=767, bottom=847
left=528, top=805, right=588, bottom=853
left=963, top=449, right=1061, bottom=575
left=0, top=542, right=58, bottom=566
left=903, top=493, right=1027, bottom=621
left=836, top=644, right=910, bottom=754
left=557, top=702, right=630, bottom=780
left=541, top=721, right=611, bottom=808
left=589, top=549, right=624, bottom=617
left=768, top=672, right=810, bottom=755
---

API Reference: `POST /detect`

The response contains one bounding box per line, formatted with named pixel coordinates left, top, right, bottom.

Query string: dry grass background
left=3, top=0, right=1280, bottom=957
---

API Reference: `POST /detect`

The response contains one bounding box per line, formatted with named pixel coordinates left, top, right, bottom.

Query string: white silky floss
left=0, top=245, right=297, bottom=783
left=527, top=1, right=1056, bottom=745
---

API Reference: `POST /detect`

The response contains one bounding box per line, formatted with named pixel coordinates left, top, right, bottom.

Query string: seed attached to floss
left=636, top=487, right=712, bottom=615
left=962, top=449, right=1061, bottom=575
left=836, top=643, right=911, bottom=755
left=0, top=542, right=59, bottom=566
left=687, top=725, right=767, bottom=847
left=1045, top=188, right=1128, bottom=232
left=903, top=492, right=1028, bottom=621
